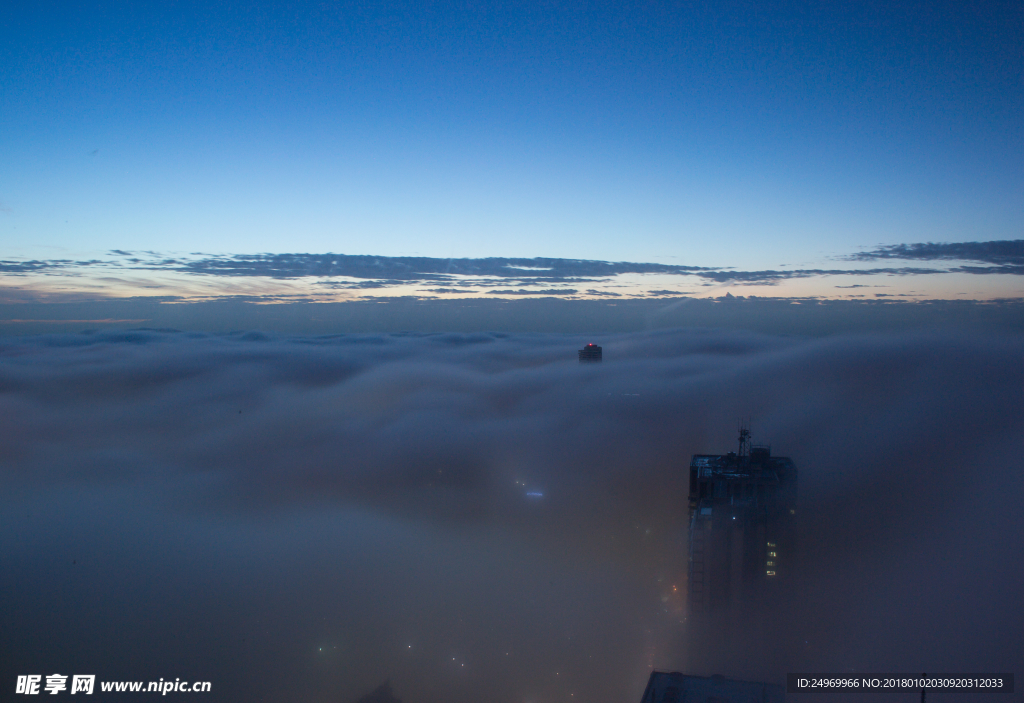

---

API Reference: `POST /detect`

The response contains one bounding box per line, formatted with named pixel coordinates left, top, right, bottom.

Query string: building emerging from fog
left=639, top=671, right=785, bottom=703
left=686, top=428, right=797, bottom=616
left=578, top=343, right=602, bottom=363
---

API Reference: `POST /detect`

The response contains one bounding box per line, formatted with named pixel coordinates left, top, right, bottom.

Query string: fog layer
left=2, top=328, right=1021, bottom=702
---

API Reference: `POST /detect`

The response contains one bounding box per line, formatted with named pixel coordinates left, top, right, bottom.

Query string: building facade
left=686, top=429, right=797, bottom=617
left=578, top=343, right=602, bottom=362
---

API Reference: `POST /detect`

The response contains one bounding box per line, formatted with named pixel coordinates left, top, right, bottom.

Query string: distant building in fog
left=578, top=343, right=602, bottom=363
left=686, top=427, right=797, bottom=616
left=639, top=671, right=785, bottom=703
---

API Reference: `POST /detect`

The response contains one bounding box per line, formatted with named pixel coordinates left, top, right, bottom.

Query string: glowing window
left=768, top=551, right=776, bottom=557
left=766, top=570, right=776, bottom=576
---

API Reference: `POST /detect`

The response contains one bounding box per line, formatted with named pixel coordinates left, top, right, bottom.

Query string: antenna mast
left=738, top=421, right=751, bottom=458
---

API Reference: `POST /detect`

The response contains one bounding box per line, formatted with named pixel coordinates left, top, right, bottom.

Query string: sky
left=2, top=0, right=1023, bottom=305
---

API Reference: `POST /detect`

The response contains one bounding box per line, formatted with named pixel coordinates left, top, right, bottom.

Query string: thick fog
left=2, top=328, right=1022, bottom=702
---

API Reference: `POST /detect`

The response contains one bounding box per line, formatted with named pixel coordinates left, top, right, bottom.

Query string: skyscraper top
left=578, top=343, right=602, bottom=363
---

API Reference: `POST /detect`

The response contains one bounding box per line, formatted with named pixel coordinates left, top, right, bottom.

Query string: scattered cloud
left=849, top=240, right=1024, bottom=273
left=0, top=249, right=1017, bottom=304
left=161, top=254, right=949, bottom=285
left=0, top=260, right=65, bottom=273
left=486, top=288, right=578, bottom=296
left=695, top=267, right=945, bottom=284
left=164, top=253, right=714, bottom=281
left=954, top=264, right=1024, bottom=276
left=314, top=280, right=410, bottom=290
left=420, top=288, right=477, bottom=294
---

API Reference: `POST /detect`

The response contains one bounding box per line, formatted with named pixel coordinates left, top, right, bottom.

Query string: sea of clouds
left=2, top=328, right=1021, bottom=702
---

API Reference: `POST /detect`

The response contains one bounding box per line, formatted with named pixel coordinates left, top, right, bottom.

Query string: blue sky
left=2, top=0, right=1022, bottom=301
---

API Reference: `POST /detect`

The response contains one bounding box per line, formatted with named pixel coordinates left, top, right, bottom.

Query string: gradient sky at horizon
left=2, top=0, right=1022, bottom=288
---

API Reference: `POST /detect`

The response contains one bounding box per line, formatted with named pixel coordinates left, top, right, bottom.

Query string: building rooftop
left=639, top=671, right=785, bottom=703
left=578, top=343, right=602, bottom=363
left=689, top=452, right=795, bottom=483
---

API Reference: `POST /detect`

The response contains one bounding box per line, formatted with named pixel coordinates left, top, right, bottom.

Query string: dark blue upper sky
left=2, top=0, right=1022, bottom=281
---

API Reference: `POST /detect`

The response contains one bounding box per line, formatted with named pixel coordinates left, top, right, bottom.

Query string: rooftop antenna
left=738, top=420, right=751, bottom=458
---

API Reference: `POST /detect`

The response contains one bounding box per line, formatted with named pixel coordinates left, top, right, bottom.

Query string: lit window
left=768, top=551, right=776, bottom=557
left=766, top=570, right=776, bottom=576
left=766, top=561, right=774, bottom=566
